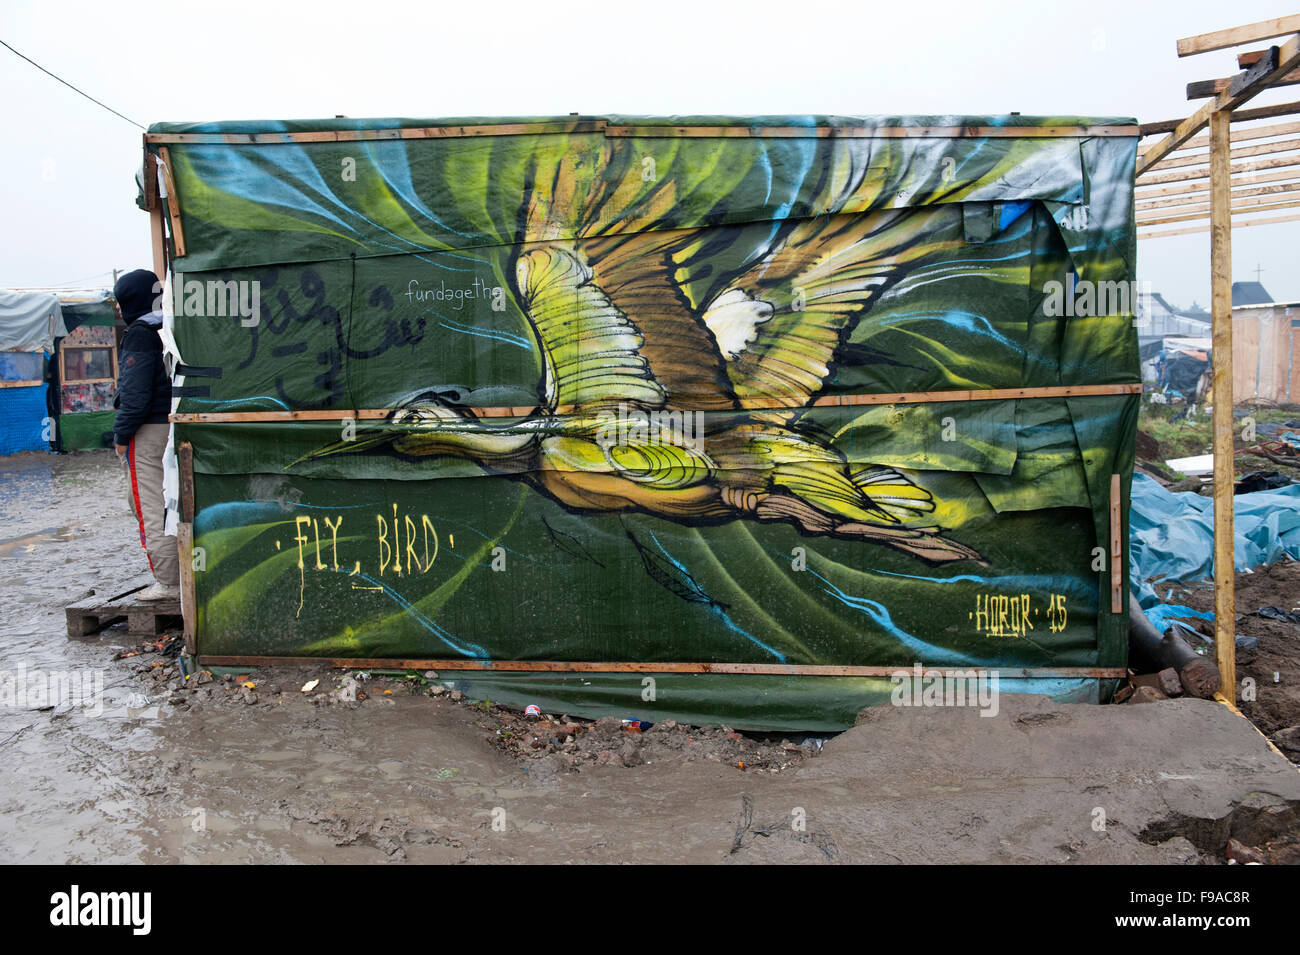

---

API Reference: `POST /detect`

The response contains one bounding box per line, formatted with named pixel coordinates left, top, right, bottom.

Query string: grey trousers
left=123, top=423, right=180, bottom=586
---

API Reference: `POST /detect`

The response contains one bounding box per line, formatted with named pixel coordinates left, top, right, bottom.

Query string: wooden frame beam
left=177, top=442, right=197, bottom=657
left=1178, top=15, right=1300, bottom=56
left=144, top=121, right=1140, bottom=145
left=1150, top=118, right=1300, bottom=154
left=1209, top=107, right=1237, bottom=699
left=194, top=656, right=1129, bottom=679
left=1136, top=194, right=1300, bottom=225
left=1137, top=179, right=1300, bottom=210
left=142, top=135, right=168, bottom=279
left=1139, top=209, right=1300, bottom=238
left=1136, top=165, right=1300, bottom=198
left=1188, top=66, right=1300, bottom=100
left=1146, top=134, right=1300, bottom=171
left=155, top=146, right=186, bottom=259
left=1139, top=98, right=1300, bottom=137
left=1139, top=152, right=1300, bottom=185
left=168, top=383, right=1144, bottom=425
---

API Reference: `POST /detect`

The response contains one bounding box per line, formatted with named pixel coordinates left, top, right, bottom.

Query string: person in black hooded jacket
left=113, top=269, right=179, bottom=600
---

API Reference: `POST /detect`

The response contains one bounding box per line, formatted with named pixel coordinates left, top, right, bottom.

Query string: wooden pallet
left=66, top=574, right=183, bottom=638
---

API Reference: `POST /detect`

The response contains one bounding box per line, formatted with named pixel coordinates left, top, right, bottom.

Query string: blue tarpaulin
left=1129, top=472, right=1300, bottom=630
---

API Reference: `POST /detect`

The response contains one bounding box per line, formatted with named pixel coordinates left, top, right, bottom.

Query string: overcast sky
left=3, top=0, right=1298, bottom=306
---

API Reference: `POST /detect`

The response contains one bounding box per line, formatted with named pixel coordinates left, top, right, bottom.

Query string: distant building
left=1232, top=281, right=1273, bottom=306
left=1233, top=301, right=1299, bottom=405
left=1135, top=290, right=1210, bottom=358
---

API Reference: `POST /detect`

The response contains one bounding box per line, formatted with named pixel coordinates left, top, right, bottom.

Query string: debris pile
left=119, top=651, right=825, bottom=775
left=487, top=711, right=823, bottom=776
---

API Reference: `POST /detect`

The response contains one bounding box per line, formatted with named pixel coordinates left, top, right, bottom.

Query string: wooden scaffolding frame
left=1137, top=14, right=1300, bottom=701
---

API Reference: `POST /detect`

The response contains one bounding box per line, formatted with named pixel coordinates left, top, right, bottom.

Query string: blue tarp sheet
left=1129, top=473, right=1300, bottom=630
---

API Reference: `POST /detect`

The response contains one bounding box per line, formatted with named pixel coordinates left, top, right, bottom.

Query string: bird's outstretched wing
left=513, top=238, right=722, bottom=492
left=689, top=206, right=978, bottom=559
left=514, top=244, right=666, bottom=414
left=699, top=206, right=957, bottom=408
left=583, top=230, right=737, bottom=412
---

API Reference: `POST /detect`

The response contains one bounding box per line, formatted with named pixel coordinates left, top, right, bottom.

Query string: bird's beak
left=284, top=427, right=396, bottom=470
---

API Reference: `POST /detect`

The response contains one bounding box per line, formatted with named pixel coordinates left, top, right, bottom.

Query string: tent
left=147, top=114, right=1140, bottom=728
left=0, top=290, right=67, bottom=455
left=51, top=291, right=119, bottom=451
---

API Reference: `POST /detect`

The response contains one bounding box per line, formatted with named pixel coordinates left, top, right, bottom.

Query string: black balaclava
left=113, top=269, right=160, bottom=324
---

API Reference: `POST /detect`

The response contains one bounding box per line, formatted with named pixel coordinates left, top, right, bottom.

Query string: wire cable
left=0, top=38, right=144, bottom=130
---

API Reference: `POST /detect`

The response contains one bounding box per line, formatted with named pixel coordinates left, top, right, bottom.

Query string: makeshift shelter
left=52, top=290, right=119, bottom=451
left=0, top=290, right=66, bottom=455
left=1232, top=301, right=1299, bottom=405
left=144, top=114, right=1140, bottom=728
left=1156, top=337, right=1213, bottom=402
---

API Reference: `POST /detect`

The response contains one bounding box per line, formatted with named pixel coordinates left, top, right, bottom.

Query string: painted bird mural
left=302, top=157, right=983, bottom=564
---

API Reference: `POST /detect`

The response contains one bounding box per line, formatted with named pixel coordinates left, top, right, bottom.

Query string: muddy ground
left=1, top=451, right=1298, bottom=864
left=1166, top=560, right=1300, bottom=751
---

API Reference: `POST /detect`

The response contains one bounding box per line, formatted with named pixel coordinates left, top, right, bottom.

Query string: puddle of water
left=0, top=525, right=86, bottom=560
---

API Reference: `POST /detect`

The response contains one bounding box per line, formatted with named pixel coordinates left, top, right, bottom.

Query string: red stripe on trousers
left=127, top=436, right=155, bottom=572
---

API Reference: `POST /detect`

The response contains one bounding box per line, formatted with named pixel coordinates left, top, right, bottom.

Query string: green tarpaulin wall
left=151, top=114, right=1139, bottom=729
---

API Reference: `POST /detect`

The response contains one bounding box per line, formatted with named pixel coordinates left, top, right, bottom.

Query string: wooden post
left=1109, top=473, right=1123, bottom=613
left=149, top=205, right=167, bottom=280
left=144, top=145, right=168, bottom=280
left=1210, top=107, right=1237, bottom=698
left=177, top=441, right=197, bottom=656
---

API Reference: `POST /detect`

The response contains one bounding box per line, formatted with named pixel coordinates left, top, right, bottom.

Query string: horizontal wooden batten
left=169, top=384, right=1143, bottom=424
left=197, top=656, right=1129, bottom=679
left=1177, top=15, right=1300, bottom=56
left=1137, top=179, right=1300, bottom=210
left=145, top=122, right=1139, bottom=145
left=1136, top=165, right=1300, bottom=198
left=1187, top=67, right=1300, bottom=99
left=1139, top=99, right=1300, bottom=138
left=1145, top=134, right=1300, bottom=172
left=602, top=124, right=1139, bottom=139
left=1145, top=118, right=1300, bottom=155
left=1139, top=209, right=1300, bottom=238
left=1138, top=153, right=1300, bottom=185
left=1136, top=195, right=1300, bottom=225
left=145, top=121, right=605, bottom=144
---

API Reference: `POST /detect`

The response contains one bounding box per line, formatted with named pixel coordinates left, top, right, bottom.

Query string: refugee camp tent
left=1155, top=337, right=1212, bottom=403
left=51, top=290, right=119, bottom=451
left=0, top=290, right=67, bottom=455
left=145, top=114, right=1140, bottom=728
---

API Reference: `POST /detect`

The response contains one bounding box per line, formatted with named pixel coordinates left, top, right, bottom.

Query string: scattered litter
left=524, top=704, right=542, bottom=719
left=1248, top=605, right=1300, bottom=625
left=436, top=767, right=459, bottom=780
left=1236, top=470, right=1293, bottom=494
left=300, top=679, right=319, bottom=693
left=1165, top=453, right=1213, bottom=475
